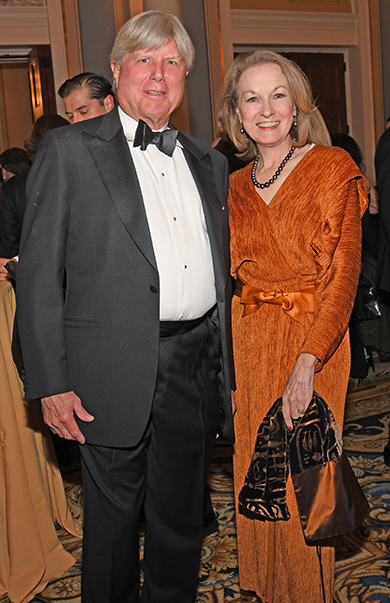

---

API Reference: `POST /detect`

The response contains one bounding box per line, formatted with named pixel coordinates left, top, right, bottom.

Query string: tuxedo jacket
left=16, top=108, right=235, bottom=447
left=375, top=127, right=390, bottom=292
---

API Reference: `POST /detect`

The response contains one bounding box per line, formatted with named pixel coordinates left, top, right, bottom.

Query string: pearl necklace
left=251, top=146, right=295, bottom=189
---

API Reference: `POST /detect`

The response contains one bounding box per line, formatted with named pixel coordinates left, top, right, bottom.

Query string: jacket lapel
left=82, top=109, right=157, bottom=270
left=178, top=132, right=228, bottom=289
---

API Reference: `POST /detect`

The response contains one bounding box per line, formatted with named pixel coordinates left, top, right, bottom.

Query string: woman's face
left=235, top=62, right=296, bottom=149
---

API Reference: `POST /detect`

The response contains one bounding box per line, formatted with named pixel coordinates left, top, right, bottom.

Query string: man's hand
left=41, top=390, right=94, bottom=444
left=0, top=258, right=11, bottom=282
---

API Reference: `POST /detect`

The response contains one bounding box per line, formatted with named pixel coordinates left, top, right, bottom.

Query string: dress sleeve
left=299, top=175, right=368, bottom=370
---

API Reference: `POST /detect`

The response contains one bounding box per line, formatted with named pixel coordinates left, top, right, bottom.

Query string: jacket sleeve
left=16, top=130, right=72, bottom=399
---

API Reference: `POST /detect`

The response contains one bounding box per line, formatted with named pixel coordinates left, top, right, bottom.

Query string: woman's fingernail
left=288, top=426, right=293, bottom=431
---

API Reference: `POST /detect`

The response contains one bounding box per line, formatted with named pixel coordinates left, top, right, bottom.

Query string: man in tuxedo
left=58, top=72, right=115, bottom=123
left=16, top=10, right=234, bottom=603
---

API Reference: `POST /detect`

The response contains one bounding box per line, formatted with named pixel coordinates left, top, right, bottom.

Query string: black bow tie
left=133, top=120, right=178, bottom=157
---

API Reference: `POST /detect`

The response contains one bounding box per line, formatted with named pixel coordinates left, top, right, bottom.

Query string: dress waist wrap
left=234, top=279, right=315, bottom=325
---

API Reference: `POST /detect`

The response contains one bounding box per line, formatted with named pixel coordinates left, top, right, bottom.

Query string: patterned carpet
left=2, top=369, right=390, bottom=603
left=334, top=374, right=390, bottom=603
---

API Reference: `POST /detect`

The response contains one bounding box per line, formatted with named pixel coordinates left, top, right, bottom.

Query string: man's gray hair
left=110, top=10, right=195, bottom=71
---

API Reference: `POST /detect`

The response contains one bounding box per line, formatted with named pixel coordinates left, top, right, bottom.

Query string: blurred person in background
left=331, top=133, right=380, bottom=381
left=58, top=72, right=115, bottom=123
left=0, top=147, right=31, bottom=183
left=212, top=111, right=249, bottom=174
left=0, top=115, right=68, bottom=262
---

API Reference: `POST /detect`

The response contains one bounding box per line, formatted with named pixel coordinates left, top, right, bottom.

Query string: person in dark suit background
left=212, top=112, right=249, bottom=174
left=1, top=76, right=114, bottom=264
left=0, top=147, right=31, bottom=183
left=0, top=115, right=68, bottom=261
left=16, top=10, right=235, bottom=603
left=376, top=127, right=390, bottom=298
left=375, top=125, right=390, bottom=463
left=0, top=174, right=29, bottom=260
left=58, top=72, right=115, bottom=124
left=0, top=146, right=31, bottom=271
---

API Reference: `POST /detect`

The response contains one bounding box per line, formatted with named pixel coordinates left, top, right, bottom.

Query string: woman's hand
left=282, top=353, right=318, bottom=431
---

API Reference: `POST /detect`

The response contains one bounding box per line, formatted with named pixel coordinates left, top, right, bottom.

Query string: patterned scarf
left=239, top=392, right=342, bottom=520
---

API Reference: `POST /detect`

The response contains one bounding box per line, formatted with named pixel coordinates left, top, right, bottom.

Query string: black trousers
left=79, top=310, right=221, bottom=603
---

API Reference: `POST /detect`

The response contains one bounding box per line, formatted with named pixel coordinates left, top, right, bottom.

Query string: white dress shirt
left=119, top=107, right=216, bottom=321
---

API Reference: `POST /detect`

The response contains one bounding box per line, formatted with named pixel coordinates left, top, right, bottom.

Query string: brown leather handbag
left=289, top=393, right=370, bottom=543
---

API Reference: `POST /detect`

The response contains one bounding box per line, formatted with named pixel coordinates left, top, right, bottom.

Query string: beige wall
left=76, top=0, right=117, bottom=80
left=0, top=0, right=383, bottom=156
left=230, top=0, right=352, bottom=12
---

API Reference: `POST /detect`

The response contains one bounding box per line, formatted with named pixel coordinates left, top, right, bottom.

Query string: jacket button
left=150, top=285, right=158, bottom=293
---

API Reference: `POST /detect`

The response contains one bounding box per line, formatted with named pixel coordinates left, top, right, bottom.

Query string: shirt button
left=150, top=285, right=158, bottom=293
left=184, top=265, right=187, bottom=269
left=162, top=173, right=165, bottom=177
left=173, top=217, right=177, bottom=221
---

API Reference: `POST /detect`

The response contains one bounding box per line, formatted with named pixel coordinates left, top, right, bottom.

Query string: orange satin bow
left=235, top=282, right=316, bottom=324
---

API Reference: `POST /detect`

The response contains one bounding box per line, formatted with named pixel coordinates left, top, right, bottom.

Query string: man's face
left=63, top=86, right=114, bottom=123
left=111, top=38, right=188, bottom=130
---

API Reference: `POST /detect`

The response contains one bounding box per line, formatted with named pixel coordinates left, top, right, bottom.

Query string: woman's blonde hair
left=221, top=50, right=331, bottom=162
left=110, top=10, right=195, bottom=71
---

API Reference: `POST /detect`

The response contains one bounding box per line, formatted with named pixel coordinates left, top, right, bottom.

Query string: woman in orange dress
left=221, top=51, right=367, bottom=602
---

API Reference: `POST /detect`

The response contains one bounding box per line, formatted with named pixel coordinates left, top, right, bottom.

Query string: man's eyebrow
left=132, top=50, right=149, bottom=59
left=132, top=51, right=183, bottom=61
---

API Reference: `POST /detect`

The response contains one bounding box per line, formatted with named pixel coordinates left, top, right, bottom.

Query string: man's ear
left=111, top=61, right=119, bottom=85
left=104, top=95, right=115, bottom=113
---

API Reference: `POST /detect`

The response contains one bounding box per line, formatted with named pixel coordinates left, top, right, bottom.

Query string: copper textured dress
left=0, top=281, right=82, bottom=603
left=229, top=145, right=367, bottom=603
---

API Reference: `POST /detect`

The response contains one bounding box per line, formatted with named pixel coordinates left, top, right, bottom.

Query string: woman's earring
left=293, top=115, right=298, bottom=127
left=240, top=122, right=245, bottom=134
